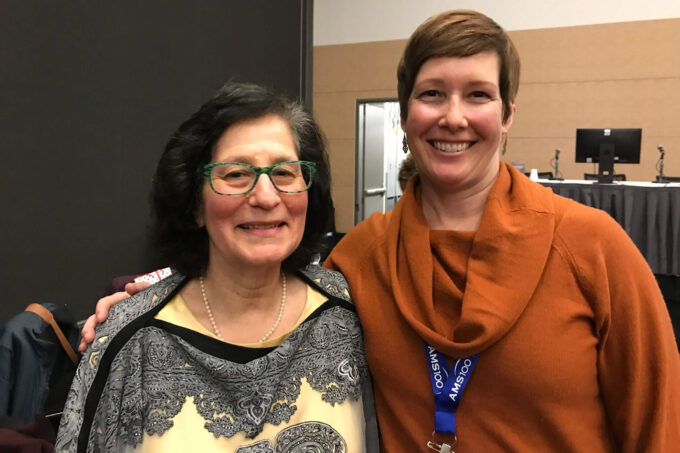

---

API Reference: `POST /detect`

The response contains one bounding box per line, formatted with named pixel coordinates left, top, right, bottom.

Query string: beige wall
left=314, top=19, right=680, bottom=232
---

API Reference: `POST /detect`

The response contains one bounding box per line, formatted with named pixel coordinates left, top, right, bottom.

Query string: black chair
left=318, top=232, right=345, bottom=263
left=584, top=173, right=626, bottom=181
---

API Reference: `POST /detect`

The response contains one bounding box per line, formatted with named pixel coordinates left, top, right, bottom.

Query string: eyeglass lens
left=210, top=162, right=312, bottom=194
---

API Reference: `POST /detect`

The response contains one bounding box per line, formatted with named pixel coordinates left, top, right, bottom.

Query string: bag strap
left=25, top=303, right=79, bottom=365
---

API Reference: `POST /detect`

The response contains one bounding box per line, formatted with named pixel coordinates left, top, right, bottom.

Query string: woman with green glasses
left=56, top=81, right=378, bottom=452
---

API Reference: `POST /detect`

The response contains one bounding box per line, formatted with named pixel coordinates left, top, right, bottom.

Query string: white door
left=355, top=101, right=404, bottom=224
left=356, top=103, right=385, bottom=223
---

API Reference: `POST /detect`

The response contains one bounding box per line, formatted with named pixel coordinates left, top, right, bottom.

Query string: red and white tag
left=134, top=267, right=173, bottom=284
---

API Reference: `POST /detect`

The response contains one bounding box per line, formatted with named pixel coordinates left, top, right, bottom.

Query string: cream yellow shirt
left=132, top=284, right=367, bottom=452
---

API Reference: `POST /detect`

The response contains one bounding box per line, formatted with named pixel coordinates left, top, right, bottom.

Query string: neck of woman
left=202, top=261, right=283, bottom=316
left=419, top=172, right=498, bottom=232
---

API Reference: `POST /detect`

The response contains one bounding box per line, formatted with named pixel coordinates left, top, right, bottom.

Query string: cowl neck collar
left=386, top=162, right=555, bottom=357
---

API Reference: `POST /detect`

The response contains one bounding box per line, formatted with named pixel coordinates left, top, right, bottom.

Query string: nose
left=438, top=97, right=468, bottom=130
left=248, top=174, right=281, bottom=208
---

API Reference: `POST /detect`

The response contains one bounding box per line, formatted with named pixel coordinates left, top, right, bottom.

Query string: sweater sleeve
left=557, top=205, right=680, bottom=452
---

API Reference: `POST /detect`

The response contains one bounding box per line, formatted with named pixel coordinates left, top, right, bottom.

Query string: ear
left=400, top=113, right=408, bottom=132
left=501, top=101, right=515, bottom=133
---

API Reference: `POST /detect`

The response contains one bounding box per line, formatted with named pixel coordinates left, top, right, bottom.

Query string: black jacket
left=0, top=304, right=80, bottom=424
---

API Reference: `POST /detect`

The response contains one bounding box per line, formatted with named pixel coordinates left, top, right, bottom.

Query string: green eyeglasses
left=202, top=160, right=317, bottom=196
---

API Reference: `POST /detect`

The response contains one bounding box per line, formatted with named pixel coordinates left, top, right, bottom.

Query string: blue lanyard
left=424, top=343, right=479, bottom=436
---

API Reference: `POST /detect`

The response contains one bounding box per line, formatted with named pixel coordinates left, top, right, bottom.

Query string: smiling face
left=403, top=51, right=514, bottom=194
left=197, top=114, right=308, bottom=272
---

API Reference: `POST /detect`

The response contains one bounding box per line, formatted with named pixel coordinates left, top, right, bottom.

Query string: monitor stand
left=597, top=144, right=615, bottom=183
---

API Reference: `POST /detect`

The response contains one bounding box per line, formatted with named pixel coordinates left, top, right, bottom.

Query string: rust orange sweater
left=325, top=163, right=680, bottom=452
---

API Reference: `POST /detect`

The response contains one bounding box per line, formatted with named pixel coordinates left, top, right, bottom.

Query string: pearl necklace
left=199, top=272, right=286, bottom=343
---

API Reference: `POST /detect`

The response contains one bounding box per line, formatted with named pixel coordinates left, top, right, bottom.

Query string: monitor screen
left=575, top=128, right=642, bottom=164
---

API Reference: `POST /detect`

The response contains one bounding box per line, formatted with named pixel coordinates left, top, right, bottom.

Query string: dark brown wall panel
left=0, top=0, right=311, bottom=321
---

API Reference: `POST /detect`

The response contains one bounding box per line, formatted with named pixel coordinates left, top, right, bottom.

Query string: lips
left=430, top=141, right=474, bottom=153
left=239, top=222, right=285, bottom=230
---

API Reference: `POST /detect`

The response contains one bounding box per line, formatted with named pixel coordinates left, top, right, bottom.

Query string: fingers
left=77, top=281, right=152, bottom=353
left=79, top=314, right=98, bottom=352
left=95, top=291, right=130, bottom=323
left=79, top=290, right=130, bottom=352
left=124, top=280, right=151, bottom=296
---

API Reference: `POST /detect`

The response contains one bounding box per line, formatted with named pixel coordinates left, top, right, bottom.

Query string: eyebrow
left=467, top=80, right=499, bottom=88
left=214, top=153, right=298, bottom=165
left=414, top=78, right=498, bottom=88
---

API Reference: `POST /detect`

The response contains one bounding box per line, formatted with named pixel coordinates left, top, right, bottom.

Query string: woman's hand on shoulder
left=78, top=281, right=151, bottom=352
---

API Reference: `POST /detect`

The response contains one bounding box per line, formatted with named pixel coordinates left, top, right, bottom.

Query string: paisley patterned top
left=55, top=265, right=379, bottom=452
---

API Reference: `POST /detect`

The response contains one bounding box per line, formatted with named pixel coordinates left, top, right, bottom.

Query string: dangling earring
left=402, top=135, right=409, bottom=154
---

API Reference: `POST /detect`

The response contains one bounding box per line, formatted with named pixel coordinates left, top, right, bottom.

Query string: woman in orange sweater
left=81, top=10, right=680, bottom=452
left=324, top=10, right=679, bottom=451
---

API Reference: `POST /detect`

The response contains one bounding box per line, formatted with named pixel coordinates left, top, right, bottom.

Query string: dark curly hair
left=151, top=81, right=332, bottom=278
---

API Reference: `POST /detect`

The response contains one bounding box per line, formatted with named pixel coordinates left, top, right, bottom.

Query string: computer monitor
left=575, top=128, right=641, bottom=183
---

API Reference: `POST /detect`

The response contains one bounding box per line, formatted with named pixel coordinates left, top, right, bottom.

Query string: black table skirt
left=540, top=182, right=680, bottom=276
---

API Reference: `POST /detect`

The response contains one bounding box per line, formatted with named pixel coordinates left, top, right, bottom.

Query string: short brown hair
left=397, top=10, right=520, bottom=123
